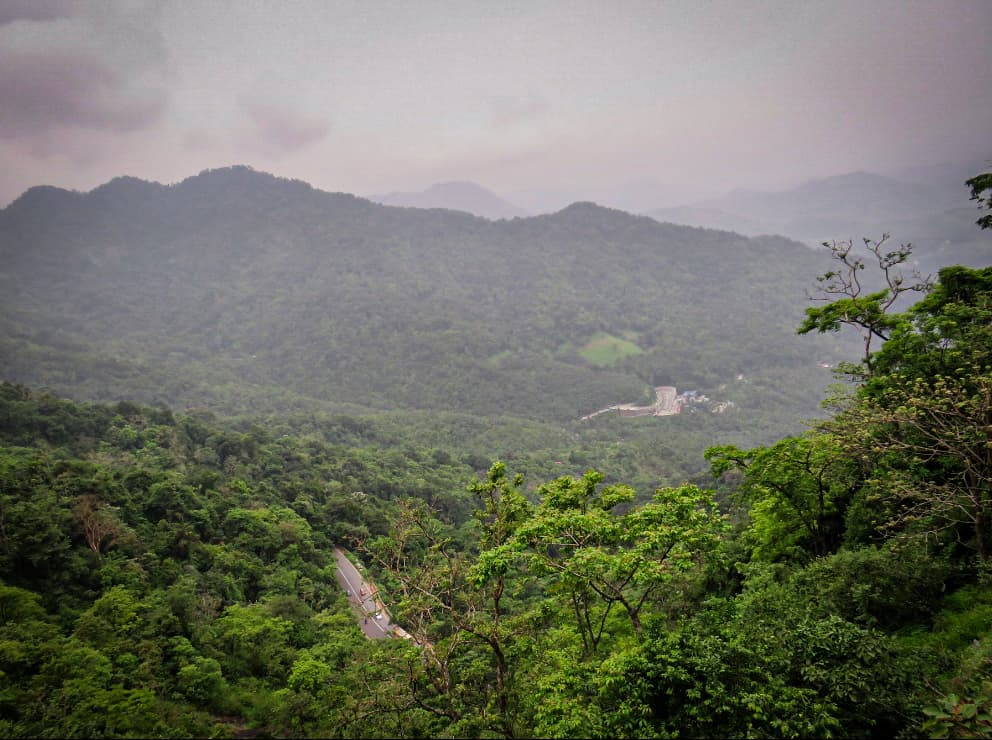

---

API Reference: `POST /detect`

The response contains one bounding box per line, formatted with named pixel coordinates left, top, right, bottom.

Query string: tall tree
left=364, top=462, right=531, bottom=737
left=516, top=471, right=727, bottom=640
left=798, top=234, right=931, bottom=379
left=706, top=433, right=865, bottom=561
left=827, top=369, right=992, bottom=561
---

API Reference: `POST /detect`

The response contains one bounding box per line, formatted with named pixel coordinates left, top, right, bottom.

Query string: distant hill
left=644, top=167, right=991, bottom=271
left=0, top=166, right=854, bottom=430
left=369, top=180, right=529, bottom=220
left=509, top=180, right=708, bottom=215
left=644, top=205, right=769, bottom=237
left=706, top=171, right=965, bottom=226
left=891, top=160, right=990, bottom=191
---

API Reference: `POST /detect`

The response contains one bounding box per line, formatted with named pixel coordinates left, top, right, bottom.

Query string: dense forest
left=0, top=170, right=990, bottom=738
left=0, top=166, right=849, bottom=426
left=0, top=165, right=876, bottom=505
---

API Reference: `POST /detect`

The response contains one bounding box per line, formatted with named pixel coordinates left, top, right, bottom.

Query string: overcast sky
left=1, top=0, right=990, bottom=209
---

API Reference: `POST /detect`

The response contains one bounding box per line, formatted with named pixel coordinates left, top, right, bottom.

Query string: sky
left=1, top=0, right=990, bottom=210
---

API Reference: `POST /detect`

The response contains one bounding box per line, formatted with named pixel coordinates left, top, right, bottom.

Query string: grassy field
left=577, top=332, right=644, bottom=366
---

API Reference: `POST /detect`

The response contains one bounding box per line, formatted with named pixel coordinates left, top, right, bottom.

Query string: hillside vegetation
left=0, top=256, right=990, bottom=737
left=0, top=166, right=845, bottom=427
left=1, top=167, right=990, bottom=738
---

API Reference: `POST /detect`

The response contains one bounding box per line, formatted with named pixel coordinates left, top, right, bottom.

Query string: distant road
left=581, top=384, right=680, bottom=420
left=334, top=547, right=394, bottom=639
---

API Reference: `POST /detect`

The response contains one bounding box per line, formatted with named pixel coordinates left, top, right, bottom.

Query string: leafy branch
left=799, top=234, right=932, bottom=378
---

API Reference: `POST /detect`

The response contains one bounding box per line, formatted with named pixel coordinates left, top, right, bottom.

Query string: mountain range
left=652, top=169, right=990, bottom=273
left=366, top=165, right=990, bottom=273
left=0, top=166, right=849, bottom=435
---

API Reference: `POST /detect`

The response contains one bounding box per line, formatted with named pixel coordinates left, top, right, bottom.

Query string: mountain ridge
left=643, top=166, right=991, bottom=268
left=0, top=165, right=849, bottom=432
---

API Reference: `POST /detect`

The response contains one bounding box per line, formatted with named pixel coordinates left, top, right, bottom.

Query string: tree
left=364, top=462, right=531, bottom=737
left=867, top=265, right=992, bottom=387
left=798, top=234, right=932, bottom=379
left=515, top=471, right=636, bottom=654
left=72, top=494, right=124, bottom=555
left=828, top=369, right=992, bottom=561
left=0, top=449, right=73, bottom=583
left=811, top=264, right=992, bottom=563
left=706, top=433, right=865, bottom=561
left=204, top=602, right=295, bottom=680
left=517, top=471, right=727, bottom=641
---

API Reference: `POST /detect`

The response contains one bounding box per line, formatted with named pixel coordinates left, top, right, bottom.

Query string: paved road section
left=333, top=547, right=394, bottom=639
left=581, top=385, right=681, bottom=420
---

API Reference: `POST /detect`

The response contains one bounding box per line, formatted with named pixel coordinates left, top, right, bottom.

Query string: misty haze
left=1, top=2, right=991, bottom=738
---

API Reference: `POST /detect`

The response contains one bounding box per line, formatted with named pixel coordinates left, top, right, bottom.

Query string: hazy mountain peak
left=555, top=201, right=649, bottom=219
left=90, top=176, right=167, bottom=200
left=97, top=175, right=156, bottom=188
left=177, top=165, right=314, bottom=192
left=186, top=164, right=262, bottom=181
left=427, top=181, right=491, bottom=194
left=556, top=200, right=590, bottom=210
left=370, top=181, right=528, bottom=220
left=3, top=185, right=81, bottom=218
left=796, top=170, right=898, bottom=190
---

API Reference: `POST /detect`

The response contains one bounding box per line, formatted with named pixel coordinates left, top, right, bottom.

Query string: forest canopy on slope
left=1, top=167, right=990, bottom=738
left=0, top=253, right=991, bottom=737
left=0, top=166, right=849, bottom=427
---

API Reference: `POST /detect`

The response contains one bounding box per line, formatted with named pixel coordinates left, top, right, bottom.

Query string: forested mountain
left=0, top=165, right=846, bottom=434
left=705, top=170, right=967, bottom=225
left=368, top=180, right=529, bottom=219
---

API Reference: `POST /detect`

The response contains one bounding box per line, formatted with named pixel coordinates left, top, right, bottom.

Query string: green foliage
left=790, top=546, right=951, bottom=629
left=706, top=432, right=863, bottom=561
left=176, top=656, right=225, bottom=706
left=867, top=265, right=992, bottom=387
left=732, top=561, right=930, bottom=738
left=967, top=171, right=992, bottom=230
left=598, top=623, right=842, bottom=739
left=923, top=685, right=992, bottom=739
left=0, top=387, right=500, bottom=736
left=518, top=472, right=727, bottom=643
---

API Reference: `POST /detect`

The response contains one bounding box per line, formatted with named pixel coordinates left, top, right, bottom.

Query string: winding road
left=333, top=547, right=395, bottom=639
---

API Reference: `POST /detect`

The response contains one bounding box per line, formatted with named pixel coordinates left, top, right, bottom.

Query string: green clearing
left=577, top=332, right=644, bottom=366
left=483, top=349, right=513, bottom=368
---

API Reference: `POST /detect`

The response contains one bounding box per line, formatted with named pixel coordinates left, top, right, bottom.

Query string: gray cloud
left=1, top=1, right=989, bottom=209
left=239, top=101, right=330, bottom=157
left=0, top=0, right=75, bottom=26
left=0, top=49, right=165, bottom=141
left=182, top=128, right=219, bottom=152
left=490, top=95, right=550, bottom=129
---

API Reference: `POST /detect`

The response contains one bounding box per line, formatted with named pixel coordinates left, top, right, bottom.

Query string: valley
left=1, top=2, right=989, bottom=737
left=1, top=164, right=989, bottom=739
left=0, top=166, right=859, bottom=491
